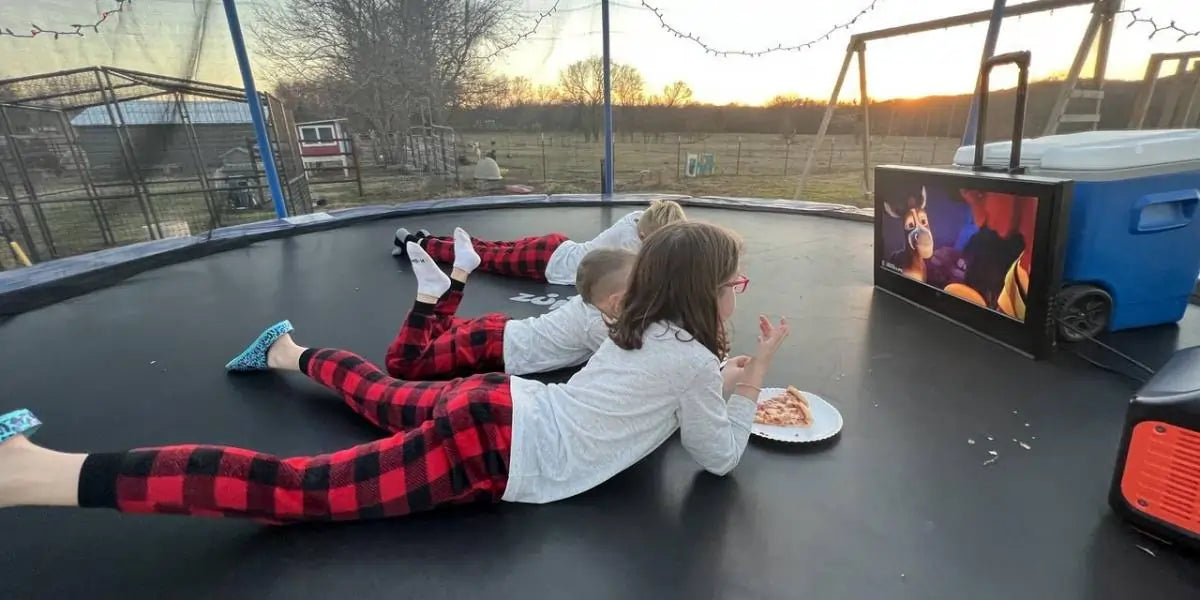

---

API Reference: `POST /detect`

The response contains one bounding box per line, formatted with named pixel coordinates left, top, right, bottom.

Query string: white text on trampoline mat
left=509, top=292, right=574, bottom=311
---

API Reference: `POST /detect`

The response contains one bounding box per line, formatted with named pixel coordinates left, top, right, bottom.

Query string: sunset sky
left=1, top=0, right=1198, bottom=105
left=505, top=0, right=1200, bottom=103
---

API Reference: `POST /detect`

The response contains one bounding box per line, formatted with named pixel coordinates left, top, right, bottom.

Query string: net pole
left=961, top=0, right=1008, bottom=148
left=601, top=0, right=615, bottom=197
left=221, top=0, right=288, bottom=219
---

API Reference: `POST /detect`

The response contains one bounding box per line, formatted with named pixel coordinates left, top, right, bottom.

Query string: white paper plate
left=751, top=388, right=843, bottom=443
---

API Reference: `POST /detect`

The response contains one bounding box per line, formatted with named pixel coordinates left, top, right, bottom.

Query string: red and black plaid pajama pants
left=385, top=280, right=509, bottom=380
left=77, top=349, right=514, bottom=524
left=422, top=232, right=568, bottom=281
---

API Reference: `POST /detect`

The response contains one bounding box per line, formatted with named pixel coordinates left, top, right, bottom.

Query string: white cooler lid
left=952, top=129, right=1200, bottom=172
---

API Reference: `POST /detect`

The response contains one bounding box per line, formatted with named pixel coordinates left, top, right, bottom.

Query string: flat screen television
left=874, top=165, right=1073, bottom=359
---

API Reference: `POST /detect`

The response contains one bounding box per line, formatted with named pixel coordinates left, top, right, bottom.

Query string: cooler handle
left=1130, top=189, right=1200, bottom=234
left=973, top=50, right=1032, bottom=174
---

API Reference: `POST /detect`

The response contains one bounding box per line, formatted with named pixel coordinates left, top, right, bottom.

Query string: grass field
left=3, top=131, right=963, bottom=269
left=310, top=131, right=961, bottom=208
left=454, top=131, right=960, bottom=204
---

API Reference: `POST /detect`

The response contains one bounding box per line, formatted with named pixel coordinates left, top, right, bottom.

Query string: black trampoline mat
left=1, top=206, right=1197, bottom=600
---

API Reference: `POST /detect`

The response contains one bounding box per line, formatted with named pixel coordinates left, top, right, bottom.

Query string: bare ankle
left=450, top=269, right=470, bottom=283
left=0, top=437, right=86, bottom=508
left=267, top=334, right=304, bottom=371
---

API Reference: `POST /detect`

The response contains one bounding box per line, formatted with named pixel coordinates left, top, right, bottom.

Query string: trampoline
left=1, top=197, right=1198, bottom=600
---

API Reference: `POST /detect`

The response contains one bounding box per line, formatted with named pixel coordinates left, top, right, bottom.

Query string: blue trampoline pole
left=961, top=0, right=1008, bottom=149
left=222, top=0, right=288, bottom=219
left=600, top=0, right=615, bottom=197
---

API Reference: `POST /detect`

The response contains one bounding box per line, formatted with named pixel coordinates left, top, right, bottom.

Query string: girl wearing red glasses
left=0, top=222, right=788, bottom=525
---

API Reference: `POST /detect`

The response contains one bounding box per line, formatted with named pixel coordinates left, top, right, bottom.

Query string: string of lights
left=639, top=0, right=881, bottom=57
left=1117, top=7, right=1199, bottom=42
left=1, top=0, right=131, bottom=40
left=484, top=0, right=561, bottom=59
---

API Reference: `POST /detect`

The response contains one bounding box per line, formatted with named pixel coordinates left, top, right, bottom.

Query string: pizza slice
left=755, top=386, right=813, bottom=427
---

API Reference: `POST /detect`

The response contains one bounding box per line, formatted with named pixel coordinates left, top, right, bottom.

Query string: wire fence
left=0, top=67, right=316, bottom=268
left=436, top=131, right=959, bottom=202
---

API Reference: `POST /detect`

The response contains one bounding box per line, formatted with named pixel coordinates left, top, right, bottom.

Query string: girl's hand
left=723, top=355, right=752, bottom=371
left=721, top=355, right=752, bottom=397
left=753, top=315, right=789, bottom=367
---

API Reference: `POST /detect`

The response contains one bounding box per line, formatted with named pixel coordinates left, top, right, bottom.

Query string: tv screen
left=874, top=165, right=1073, bottom=359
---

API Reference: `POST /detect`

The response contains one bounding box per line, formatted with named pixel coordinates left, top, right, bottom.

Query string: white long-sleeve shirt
left=542, top=210, right=644, bottom=285
left=502, top=321, right=758, bottom=504
left=502, top=295, right=609, bottom=375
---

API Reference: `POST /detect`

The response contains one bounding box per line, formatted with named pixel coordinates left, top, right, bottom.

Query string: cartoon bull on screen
left=885, top=186, right=934, bottom=282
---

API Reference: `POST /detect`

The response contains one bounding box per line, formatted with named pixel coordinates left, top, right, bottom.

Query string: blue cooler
left=954, top=129, right=1200, bottom=339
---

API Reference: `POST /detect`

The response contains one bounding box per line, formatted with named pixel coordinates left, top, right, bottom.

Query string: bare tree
left=610, top=65, right=644, bottom=142
left=557, top=57, right=644, bottom=143
left=558, top=58, right=603, bottom=143
left=506, top=76, right=536, bottom=107
left=659, top=81, right=694, bottom=108
left=612, top=65, right=645, bottom=106
left=535, top=84, right=561, bottom=105
left=274, top=80, right=342, bottom=123
left=254, top=0, right=542, bottom=136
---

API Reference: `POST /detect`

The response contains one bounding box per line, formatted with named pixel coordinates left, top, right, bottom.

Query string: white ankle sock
left=408, top=242, right=450, bottom=298
left=453, top=227, right=481, bottom=273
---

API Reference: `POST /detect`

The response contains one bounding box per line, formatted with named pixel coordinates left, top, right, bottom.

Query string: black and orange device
left=1110, top=345, right=1200, bottom=549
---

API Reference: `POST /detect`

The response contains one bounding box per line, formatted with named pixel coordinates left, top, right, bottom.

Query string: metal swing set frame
left=794, top=0, right=1125, bottom=202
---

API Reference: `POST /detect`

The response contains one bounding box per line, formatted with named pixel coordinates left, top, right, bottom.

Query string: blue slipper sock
left=225, top=320, right=294, bottom=371
left=0, top=409, right=41, bottom=444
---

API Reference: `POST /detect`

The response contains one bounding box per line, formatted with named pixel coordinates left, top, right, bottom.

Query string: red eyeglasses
left=723, top=275, right=750, bottom=294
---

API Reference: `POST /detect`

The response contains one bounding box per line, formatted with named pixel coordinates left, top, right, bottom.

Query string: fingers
left=759, top=315, right=788, bottom=334
left=772, top=317, right=790, bottom=341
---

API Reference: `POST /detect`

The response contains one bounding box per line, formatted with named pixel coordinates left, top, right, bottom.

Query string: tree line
left=446, top=60, right=1185, bottom=141
left=279, top=56, right=1187, bottom=142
